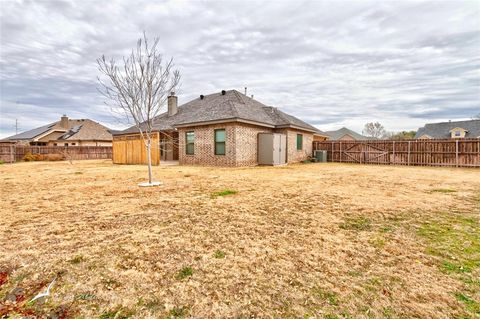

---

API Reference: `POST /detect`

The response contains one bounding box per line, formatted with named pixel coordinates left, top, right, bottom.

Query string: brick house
left=114, top=90, right=327, bottom=166
left=2, top=115, right=113, bottom=146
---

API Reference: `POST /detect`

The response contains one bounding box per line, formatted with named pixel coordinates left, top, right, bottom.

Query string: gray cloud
left=0, top=0, right=479, bottom=138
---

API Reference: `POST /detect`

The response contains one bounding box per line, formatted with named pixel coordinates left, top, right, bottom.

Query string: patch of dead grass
left=0, top=160, right=479, bottom=318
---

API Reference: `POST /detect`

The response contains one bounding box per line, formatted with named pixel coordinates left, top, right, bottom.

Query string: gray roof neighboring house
left=324, top=127, right=370, bottom=140
left=5, top=123, right=57, bottom=140
left=117, top=90, right=327, bottom=135
left=3, top=117, right=113, bottom=142
left=415, top=120, right=480, bottom=139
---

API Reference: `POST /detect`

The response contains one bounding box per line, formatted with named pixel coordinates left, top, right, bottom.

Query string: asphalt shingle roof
left=4, top=123, right=57, bottom=140
left=118, top=90, right=324, bottom=135
left=324, top=127, right=369, bottom=140
left=4, top=119, right=112, bottom=141
left=415, top=120, right=480, bottom=139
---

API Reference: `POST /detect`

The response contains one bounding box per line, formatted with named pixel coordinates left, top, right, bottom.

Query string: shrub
left=0, top=160, right=4, bottom=165
left=22, top=152, right=65, bottom=162
left=22, top=152, right=37, bottom=162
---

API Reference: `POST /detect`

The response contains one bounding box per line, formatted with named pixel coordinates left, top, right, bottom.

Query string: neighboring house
left=2, top=115, right=113, bottom=146
left=114, top=89, right=328, bottom=166
left=324, top=127, right=370, bottom=140
left=415, top=120, right=480, bottom=139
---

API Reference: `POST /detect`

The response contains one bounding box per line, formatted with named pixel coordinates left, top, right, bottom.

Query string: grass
left=176, top=266, right=193, bottom=280
left=431, top=188, right=457, bottom=193
left=213, top=250, right=226, bottom=259
left=211, top=189, right=237, bottom=198
left=75, top=292, right=96, bottom=300
left=168, top=306, right=187, bottom=318
left=312, top=288, right=339, bottom=306
left=418, top=216, right=480, bottom=274
left=99, top=307, right=135, bottom=319
left=69, top=255, right=85, bottom=264
left=0, top=160, right=479, bottom=318
left=418, top=212, right=480, bottom=317
left=455, top=293, right=480, bottom=315
left=339, top=216, right=372, bottom=231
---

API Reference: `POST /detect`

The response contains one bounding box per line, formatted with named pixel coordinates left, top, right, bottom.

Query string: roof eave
left=274, top=124, right=319, bottom=133
left=173, top=118, right=276, bottom=129
left=32, top=129, right=68, bottom=141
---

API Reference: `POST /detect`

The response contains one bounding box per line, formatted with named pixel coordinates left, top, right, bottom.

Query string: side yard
left=0, top=161, right=479, bottom=318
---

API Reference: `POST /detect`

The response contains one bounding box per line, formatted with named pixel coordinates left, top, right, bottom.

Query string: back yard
left=0, top=160, right=479, bottom=319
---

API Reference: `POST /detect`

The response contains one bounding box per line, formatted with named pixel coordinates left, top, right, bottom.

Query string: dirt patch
left=1, top=160, right=479, bottom=318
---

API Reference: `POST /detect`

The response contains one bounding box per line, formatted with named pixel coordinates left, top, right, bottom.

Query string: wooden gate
left=342, top=142, right=389, bottom=164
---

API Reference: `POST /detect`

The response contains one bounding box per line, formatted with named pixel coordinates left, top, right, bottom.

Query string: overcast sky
left=0, top=0, right=479, bottom=138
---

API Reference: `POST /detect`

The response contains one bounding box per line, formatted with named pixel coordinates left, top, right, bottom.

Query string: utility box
left=314, top=150, right=328, bottom=162
left=258, top=133, right=287, bottom=165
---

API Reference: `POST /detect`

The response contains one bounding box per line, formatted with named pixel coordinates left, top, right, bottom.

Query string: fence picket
left=313, top=139, right=480, bottom=168
left=0, top=145, right=112, bottom=163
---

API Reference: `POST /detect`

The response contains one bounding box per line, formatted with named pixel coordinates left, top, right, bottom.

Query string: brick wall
left=178, top=123, right=312, bottom=166
left=234, top=124, right=273, bottom=166
left=178, top=123, right=237, bottom=166
left=276, top=128, right=313, bottom=163
left=178, top=123, right=273, bottom=166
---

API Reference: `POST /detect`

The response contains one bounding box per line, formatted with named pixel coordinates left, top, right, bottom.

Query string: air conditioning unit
left=314, top=150, right=327, bottom=162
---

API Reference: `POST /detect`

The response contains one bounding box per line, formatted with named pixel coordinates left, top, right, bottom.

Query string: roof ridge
left=426, top=119, right=479, bottom=125
left=231, top=90, right=248, bottom=105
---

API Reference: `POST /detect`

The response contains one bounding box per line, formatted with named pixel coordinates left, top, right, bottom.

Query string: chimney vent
left=244, top=87, right=247, bottom=95
left=60, top=115, right=69, bottom=129
left=168, top=93, right=178, bottom=116
left=200, top=95, right=204, bottom=100
left=221, top=90, right=226, bottom=95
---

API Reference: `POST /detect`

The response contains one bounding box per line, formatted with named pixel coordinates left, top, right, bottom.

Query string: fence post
left=455, top=140, right=459, bottom=168
left=339, top=142, right=342, bottom=163
left=407, top=141, right=411, bottom=166
left=392, top=141, right=395, bottom=165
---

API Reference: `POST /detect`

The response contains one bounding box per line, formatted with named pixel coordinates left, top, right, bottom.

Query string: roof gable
left=448, top=127, right=468, bottom=132
left=325, top=127, right=370, bottom=140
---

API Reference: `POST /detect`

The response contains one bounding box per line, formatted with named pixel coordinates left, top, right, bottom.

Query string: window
left=186, top=131, right=195, bottom=155
left=64, top=143, right=68, bottom=147
left=72, top=143, right=76, bottom=146
left=296, top=134, right=303, bottom=150
left=53, top=143, right=57, bottom=146
left=214, top=129, right=226, bottom=155
left=454, top=131, right=461, bottom=137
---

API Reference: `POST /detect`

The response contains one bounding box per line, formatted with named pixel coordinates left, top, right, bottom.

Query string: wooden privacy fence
left=0, top=145, right=112, bottom=163
left=112, top=133, right=160, bottom=165
left=313, top=139, right=480, bottom=168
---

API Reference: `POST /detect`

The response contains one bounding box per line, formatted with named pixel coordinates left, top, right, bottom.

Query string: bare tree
left=97, top=33, right=181, bottom=185
left=363, top=122, right=387, bottom=139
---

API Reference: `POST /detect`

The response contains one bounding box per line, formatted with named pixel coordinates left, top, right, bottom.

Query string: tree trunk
left=147, top=139, right=153, bottom=184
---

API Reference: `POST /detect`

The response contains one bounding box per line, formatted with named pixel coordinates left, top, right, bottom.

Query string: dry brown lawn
left=0, top=160, right=479, bottom=319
